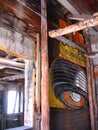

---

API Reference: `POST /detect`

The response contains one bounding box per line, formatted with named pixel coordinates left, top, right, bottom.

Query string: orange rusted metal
left=64, top=92, right=86, bottom=107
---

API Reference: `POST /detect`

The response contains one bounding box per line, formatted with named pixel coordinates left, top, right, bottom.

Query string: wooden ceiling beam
left=57, top=0, right=79, bottom=15
left=0, top=57, right=24, bottom=68
left=49, top=14, right=98, bottom=38
left=0, top=74, right=24, bottom=81
left=0, top=64, right=24, bottom=71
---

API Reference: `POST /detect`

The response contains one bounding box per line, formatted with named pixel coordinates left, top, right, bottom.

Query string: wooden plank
left=83, top=30, right=91, bottom=54
left=49, top=14, right=98, bottom=38
left=0, top=57, right=24, bottom=68
left=0, top=26, right=35, bottom=60
left=67, top=14, right=93, bottom=21
left=0, top=81, right=23, bottom=89
left=86, top=57, right=95, bottom=130
left=35, top=34, right=41, bottom=113
left=24, top=61, right=34, bottom=127
left=90, top=59, right=97, bottom=129
left=55, top=36, right=86, bottom=53
left=0, top=8, right=37, bottom=38
left=41, top=0, right=50, bottom=130
left=0, top=0, right=41, bottom=31
left=0, top=74, right=24, bottom=81
left=0, top=64, right=24, bottom=71
left=57, top=0, right=79, bottom=15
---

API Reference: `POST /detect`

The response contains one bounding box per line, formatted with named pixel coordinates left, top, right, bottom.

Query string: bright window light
left=7, top=90, right=23, bottom=114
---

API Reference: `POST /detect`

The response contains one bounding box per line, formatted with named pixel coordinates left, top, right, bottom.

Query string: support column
left=41, top=0, right=50, bottom=130
left=86, top=57, right=95, bottom=130
left=24, top=60, right=34, bottom=127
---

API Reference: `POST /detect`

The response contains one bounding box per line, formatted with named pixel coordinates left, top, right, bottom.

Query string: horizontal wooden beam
left=0, top=64, right=24, bottom=71
left=55, top=36, right=86, bottom=53
left=67, top=14, right=92, bottom=21
left=57, top=0, right=79, bottom=15
left=0, top=57, right=24, bottom=68
left=49, top=14, right=98, bottom=38
left=0, top=74, right=24, bottom=81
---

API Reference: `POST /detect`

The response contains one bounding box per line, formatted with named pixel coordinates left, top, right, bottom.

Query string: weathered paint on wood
left=41, top=0, right=50, bottom=130
left=24, top=61, right=34, bottom=127
left=0, top=27, right=35, bottom=60
left=0, top=0, right=41, bottom=31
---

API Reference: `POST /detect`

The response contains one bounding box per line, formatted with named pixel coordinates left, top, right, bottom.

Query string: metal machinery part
left=51, top=58, right=88, bottom=109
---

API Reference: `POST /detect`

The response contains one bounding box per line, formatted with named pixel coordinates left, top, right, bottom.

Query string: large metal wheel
left=51, top=58, right=88, bottom=109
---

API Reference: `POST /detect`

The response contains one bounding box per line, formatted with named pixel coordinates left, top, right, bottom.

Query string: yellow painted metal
left=59, top=42, right=86, bottom=67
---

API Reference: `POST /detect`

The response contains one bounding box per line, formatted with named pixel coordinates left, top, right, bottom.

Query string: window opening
left=7, top=90, right=23, bottom=114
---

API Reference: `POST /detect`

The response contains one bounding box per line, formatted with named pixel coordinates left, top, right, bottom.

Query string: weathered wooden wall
left=0, top=26, right=35, bottom=60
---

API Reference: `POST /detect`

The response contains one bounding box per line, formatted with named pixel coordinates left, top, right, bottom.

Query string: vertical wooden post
left=83, top=30, right=92, bottom=54
left=41, top=0, right=50, bottom=130
left=86, top=57, right=95, bottom=130
left=36, top=34, right=41, bottom=114
left=90, top=59, right=98, bottom=129
left=24, top=60, right=34, bottom=127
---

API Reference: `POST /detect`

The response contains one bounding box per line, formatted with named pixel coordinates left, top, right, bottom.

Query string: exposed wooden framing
left=86, top=56, right=95, bottom=130
left=87, top=53, right=98, bottom=59
left=58, top=0, right=98, bottom=36
left=67, top=13, right=98, bottom=21
left=12, top=58, right=24, bottom=62
left=0, top=26, right=35, bottom=60
left=32, top=66, right=36, bottom=128
left=0, top=57, right=24, bottom=68
left=57, top=0, right=79, bottom=15
left=0, top=9, right=37, bottom=39
left=83, top=30, right=92, bottom=54
left=0, top=0, right=41, bottom=31
left=0, top=81, right=23, bottom=88
left=55, top=36, right=86, bottom=53
left=24, top=61, right=34, bottom=127
left=0, top=64, right=24, bottom=71
left=41, top=0, right=49, bottom=130
left=49, top=14, right=98, bottom=38
left=0, top=74, right=24, bottom=81
left=67, top=14, right=93, bottom=21
left=36, top=34, right=41, bottom=113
